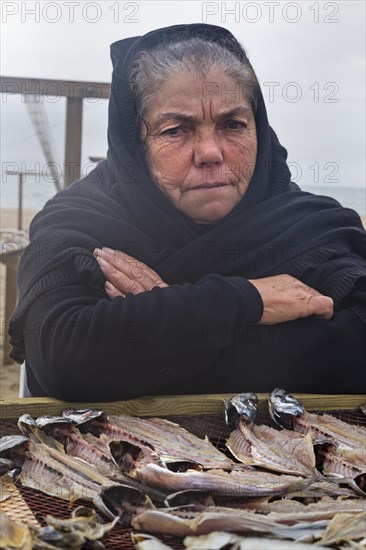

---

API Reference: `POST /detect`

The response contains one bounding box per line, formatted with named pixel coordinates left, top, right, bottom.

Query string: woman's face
left=142, top=68, right=257, bottom=223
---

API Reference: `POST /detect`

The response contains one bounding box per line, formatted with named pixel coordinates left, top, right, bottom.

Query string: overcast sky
left=1, top=1, right=365, bottom=210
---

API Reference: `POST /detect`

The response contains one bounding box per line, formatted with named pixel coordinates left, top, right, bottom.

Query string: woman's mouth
left=191, top=182, right=230, bottom=190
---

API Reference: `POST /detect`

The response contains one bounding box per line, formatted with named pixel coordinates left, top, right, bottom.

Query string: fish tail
left=286, top=476, right=318, bottom=496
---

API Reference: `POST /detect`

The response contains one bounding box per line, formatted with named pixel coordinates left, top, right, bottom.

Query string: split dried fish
left=39, top=506, right=118, bottom=548
left=268, top=389, right=366, bottom=491
left=261, top=499, right=366, bottom=524
left=131, top=505, right=330, bottom=540
left=226, top=421, right=317, bottom=477
left=268, top=389, right=366, bottom=450
left=183, top=531, right=329, bottom=549
left=0, top=506, right=119, bottom=550
left=36, top=415, right=167, bottom=504
left=132, top=533, right=173, bottom=550
left=316, top=443, right=365, bottom=482
left=1, top=433, right=152, bottom=523
left=62, top=409, right=233, bottom=470
left=35, top=415, right=128, bottom=481
left=19, top=414, right=167, bottom=506
left=319, top=512, right=366, bottom=546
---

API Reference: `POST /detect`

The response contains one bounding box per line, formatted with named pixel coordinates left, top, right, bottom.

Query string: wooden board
left=1, top=393, right=365, bottom=421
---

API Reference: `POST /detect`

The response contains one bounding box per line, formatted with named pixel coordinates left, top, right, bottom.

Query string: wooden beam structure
left=64, top=97, right=83, bottom=186
left=1, top=76, right=110, bottom=186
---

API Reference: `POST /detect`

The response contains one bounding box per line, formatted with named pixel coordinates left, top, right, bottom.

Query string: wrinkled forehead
left=145, top=69, right=254, bottom=122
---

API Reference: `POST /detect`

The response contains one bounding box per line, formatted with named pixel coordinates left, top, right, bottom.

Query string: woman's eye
left=224, top=120, right=247, bottom=131
left=162, top=126, right=184, bottom=136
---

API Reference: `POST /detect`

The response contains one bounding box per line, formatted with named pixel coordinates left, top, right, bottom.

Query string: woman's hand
left=93, top=247, right=168, bottom=299
left=248, top=274, right=334, bottom=325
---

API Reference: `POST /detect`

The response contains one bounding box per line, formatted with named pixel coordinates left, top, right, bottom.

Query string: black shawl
left=9, top=24, right=366, bottom=365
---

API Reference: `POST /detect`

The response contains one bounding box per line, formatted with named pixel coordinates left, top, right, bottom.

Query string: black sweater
left=22, top=276, right=366, bottom=400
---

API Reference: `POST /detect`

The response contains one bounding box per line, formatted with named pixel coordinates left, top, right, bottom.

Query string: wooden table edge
left=1, top=393, right=365, bottom=420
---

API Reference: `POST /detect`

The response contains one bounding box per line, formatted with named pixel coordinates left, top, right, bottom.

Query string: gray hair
left=128, top=37, right=260, bottom=131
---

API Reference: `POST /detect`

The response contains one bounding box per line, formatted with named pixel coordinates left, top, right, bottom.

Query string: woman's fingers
left=104, top=281, right=125, bottom=299
left=96, top=254, right=146, bottom=294
left=308, top=295, right=334, bottom=320
left=249, top=274, right=334, bottom=325
left=93, top=247, right=168, bottom=296
left=102, top=247, right=168, bottom=289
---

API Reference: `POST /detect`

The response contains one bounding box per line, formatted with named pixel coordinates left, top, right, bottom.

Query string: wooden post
left=64, top=97, right=83, bottom=186
left=17, top=173, right=23, bottom=230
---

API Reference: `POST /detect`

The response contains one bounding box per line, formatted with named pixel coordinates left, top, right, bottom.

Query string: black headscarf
left=9, top=24, right=366, bottom=363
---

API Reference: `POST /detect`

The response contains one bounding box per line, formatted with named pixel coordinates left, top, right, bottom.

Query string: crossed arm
left=21, top=246, right=364, bottom=400
left=93, top=247, right=334, bottom=325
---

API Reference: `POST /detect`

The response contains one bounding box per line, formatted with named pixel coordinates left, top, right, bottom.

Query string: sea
left=1, top=178, right=365, bottom=217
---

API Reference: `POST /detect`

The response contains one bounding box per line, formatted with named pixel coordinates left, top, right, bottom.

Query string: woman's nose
left=193, top=131, right=224, bottom=166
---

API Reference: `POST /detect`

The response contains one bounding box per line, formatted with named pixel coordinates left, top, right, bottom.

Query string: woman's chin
left=187, top=203, right=236, bottom=224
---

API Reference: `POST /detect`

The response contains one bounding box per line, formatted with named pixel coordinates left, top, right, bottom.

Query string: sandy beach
left=1, top=208, right=365, bottom=399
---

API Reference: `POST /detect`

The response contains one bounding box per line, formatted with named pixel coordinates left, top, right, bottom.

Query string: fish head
left=100, top=485, right=154, bottom=525
left=17, top=414, right=36, bottom=435
left=268, top=388, right=304, bottom=430
left=224, top=393, right=258, bottom=430
left=108, top=440, right=149, bottom=473
left=354, top=473, right=366, bottom=496
left=62, top=408, right=108, bottom=435
left=35, top=416, right=75, bottom=443
left=0, top=435, right=29, bottom=468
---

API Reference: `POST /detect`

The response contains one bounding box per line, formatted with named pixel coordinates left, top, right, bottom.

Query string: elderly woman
left=9, top=24, right=366, bottom=401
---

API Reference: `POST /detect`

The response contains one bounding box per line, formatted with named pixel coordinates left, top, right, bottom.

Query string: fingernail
left=93, top=248, right=102, bottom=257
left=102, top=247, right=115, bottom=255
left=97, top=257, right=110, bottom=268
left=105, top=281, right=116, bottom=291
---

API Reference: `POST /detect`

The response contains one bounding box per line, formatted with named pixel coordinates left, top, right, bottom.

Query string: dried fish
left=132, top=505, right=330, bottom=540
left=319, top=512, right=366, bottom=546
left=183, top=532, right=329, bottom=549
left=0, top=435, right=29, bottom=468
left=0, top=506, right=119, bottom=550
left=268, top=389, right=366, bottom=493
left=62, top=409, right=233, bottom=470
left=0, top=512, right=34, bottom=549
left=226, top=421, right=317, bottom=477
left=0, top=458, right=17, bottom=477
left=17, top=437, right=152, bottom=522
left=268, top=390, right=366, bottom=450
left=132, top=533, right=174, bottom=550
left=264, top=499, right=366, bottom=524
left=20, top=415, right=167, bottom=505
left=316, top=443, right=365, bottom=481
left=39, top=506, right=119, bottom=548
left=224, top=393, right=258, bottom=430
left=128, top=461, right=313, bottom=498
left=268, top=388, right=304, bottom=431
